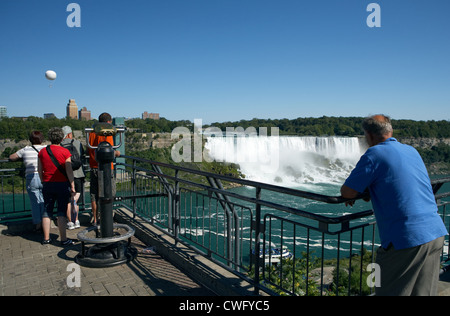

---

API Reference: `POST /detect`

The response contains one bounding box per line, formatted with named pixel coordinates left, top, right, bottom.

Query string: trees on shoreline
left=207, top=116, right=450, bottom=138
left=2, top=115, right=449, bottom=139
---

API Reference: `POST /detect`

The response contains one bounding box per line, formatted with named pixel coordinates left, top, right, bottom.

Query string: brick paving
left=2, top=215, right=450, bottom=296
left=0, top=217, right=215, bottom=296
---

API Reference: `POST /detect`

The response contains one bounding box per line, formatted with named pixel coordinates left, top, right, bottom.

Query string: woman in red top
left=38, top=127, right=76, bottom=245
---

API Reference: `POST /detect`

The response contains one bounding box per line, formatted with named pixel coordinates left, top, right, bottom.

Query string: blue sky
left=1, top=0, right=449, bottom=123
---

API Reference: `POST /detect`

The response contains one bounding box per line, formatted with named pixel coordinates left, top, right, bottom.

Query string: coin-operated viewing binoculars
left=85, top=122, right=125, bottom=238
left=76, top=123, right=136, bottom=268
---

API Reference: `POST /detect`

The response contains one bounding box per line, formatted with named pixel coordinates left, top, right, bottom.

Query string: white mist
left=205, top=136, right=366, bottom=189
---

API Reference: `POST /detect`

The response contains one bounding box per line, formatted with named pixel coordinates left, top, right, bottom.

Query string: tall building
left=79, top=107, right=91, bottom=120
left=142, top=111, right=160, bottom=120
left=0, top=106, right=6, bottom=118
left=66, top=99, right=78, bottom=119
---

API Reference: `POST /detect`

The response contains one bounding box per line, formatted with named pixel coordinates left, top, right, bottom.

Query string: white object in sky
left=45, top=70, right=57, bottom=80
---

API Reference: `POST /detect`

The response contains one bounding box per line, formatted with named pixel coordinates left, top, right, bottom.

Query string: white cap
left=62, top=126, right=72, bottom=137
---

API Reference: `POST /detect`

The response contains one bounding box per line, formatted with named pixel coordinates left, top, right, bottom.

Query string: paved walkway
left=0, top=215, right=215, bottom=296
left=1, top=214, right=450, bottom=296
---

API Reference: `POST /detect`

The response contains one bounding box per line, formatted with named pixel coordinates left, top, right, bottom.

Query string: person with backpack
left=61, top=126, right=85, bottom=230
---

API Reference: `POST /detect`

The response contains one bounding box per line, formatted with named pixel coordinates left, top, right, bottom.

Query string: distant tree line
left=207, top=116, right=450, bottom=138
left=0, top=116, right=94, bottom=142
left=2, top=115, right=450, bottom=140
left=125, top=118, right=193, bottom=133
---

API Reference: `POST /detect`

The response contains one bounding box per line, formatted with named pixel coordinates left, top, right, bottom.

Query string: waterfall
left=204, top=136, right=366, bottom=189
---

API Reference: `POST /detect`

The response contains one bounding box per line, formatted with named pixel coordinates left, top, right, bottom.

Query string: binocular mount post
left=75, top=123, right=136, bottom=268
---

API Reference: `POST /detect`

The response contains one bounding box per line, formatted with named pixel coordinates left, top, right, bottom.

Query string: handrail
left=120, top=155, right=369, bottom=203
left=120, top=160, right=373, bottom=226
left=119, top=155, right=449, bottom=225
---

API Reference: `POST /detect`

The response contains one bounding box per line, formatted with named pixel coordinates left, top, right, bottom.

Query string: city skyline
left=1, top=1, right=449, bottom=123
left=1, top=102, right=161, bottom=122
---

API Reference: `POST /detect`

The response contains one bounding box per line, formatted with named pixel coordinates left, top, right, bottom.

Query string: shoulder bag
left=46, top=145, right=68, bottom=180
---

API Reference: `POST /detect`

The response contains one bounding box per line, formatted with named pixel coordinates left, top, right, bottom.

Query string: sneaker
left=74, top=220, right=80, bottom=229
left=67, top=222, right=75, bottom=230
left=42, top=239, right=52, bottom=245
left=61, top=239, right=74, bottom=246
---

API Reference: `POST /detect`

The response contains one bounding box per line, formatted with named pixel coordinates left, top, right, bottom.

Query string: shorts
left=90, top=168, right=116, bottom=202
left=74, top=177, right=85, bottom=193
left=42, top=182, right=71, bottom=218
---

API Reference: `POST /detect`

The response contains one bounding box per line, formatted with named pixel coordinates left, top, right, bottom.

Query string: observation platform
left=0, top=213, right=215, bottom=296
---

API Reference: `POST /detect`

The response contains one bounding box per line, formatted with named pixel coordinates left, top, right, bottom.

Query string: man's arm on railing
left=341, top=184, right=360, bottom=207
left=340, top=184, right=371, bottom=207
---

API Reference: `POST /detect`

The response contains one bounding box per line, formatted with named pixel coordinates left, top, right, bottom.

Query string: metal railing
left=114, top=156, right=450, bottom=296
left=0, top=159, right=90, bottom=222
left=1, top=157, right=449, bottom=296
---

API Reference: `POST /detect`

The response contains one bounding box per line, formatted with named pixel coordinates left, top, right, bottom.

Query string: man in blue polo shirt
left=341, top=114, right=447, bottom=296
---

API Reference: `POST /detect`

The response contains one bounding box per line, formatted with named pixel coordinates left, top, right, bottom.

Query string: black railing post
left=173, top=169, right=180, bottom=240
left=96, top=141, right=115, bottom=238
left=253, top=186, right=262, bottom=295
left=206, top=176, right=241, bottom=268
left=132, top=159, right=137, bottom=218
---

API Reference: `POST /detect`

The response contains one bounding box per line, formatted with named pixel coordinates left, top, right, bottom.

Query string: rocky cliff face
left=0, top=139, right=39, bottom=156
left=2, top=134, right=449, bottom=175
left=3, top=135, right=450, bottom=151
left=125, top=132, right=176, bottom=152
left=0, top=131, right=86, bottom=157
left=397, top=137, right=450, bottom=148
left=398, top=137, right=450, bottom=175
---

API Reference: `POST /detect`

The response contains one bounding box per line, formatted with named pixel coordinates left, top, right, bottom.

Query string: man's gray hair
left=362, top=114, right=393, bottom=137
left=48, top=127, right=65, bottom=145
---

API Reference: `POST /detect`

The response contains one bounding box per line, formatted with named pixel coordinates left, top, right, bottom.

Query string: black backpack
left=62, top=139, right=82, bottom=170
